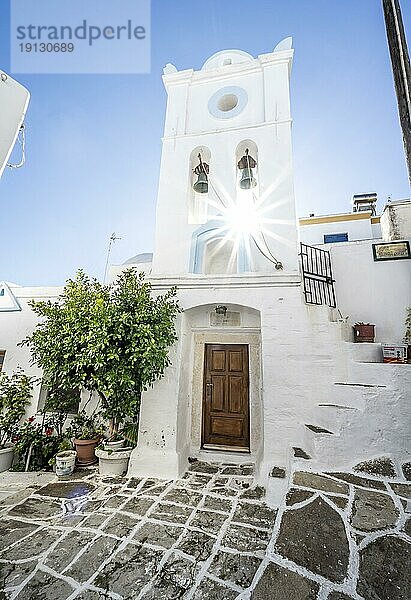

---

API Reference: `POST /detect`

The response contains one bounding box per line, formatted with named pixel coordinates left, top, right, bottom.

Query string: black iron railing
left=299, top=243, right=336, bottom=308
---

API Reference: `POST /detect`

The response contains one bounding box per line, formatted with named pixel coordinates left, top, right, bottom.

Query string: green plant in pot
left=72, top=410, right=104, bottom=466
left=0, top=369, right=33, bottom=472
left=12, top=416, right=72, bottom=472
left=22, top=268, right=180, bottom=477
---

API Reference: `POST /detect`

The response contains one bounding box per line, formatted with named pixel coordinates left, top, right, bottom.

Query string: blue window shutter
left=324, top=233, right=348, bottom=244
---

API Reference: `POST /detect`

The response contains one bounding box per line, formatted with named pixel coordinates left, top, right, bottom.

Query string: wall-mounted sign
left=210, top=311, right=241, bottom=327
left=382, top=344, right=408, bottom=364
left=372, top=240, right=410, bottom=261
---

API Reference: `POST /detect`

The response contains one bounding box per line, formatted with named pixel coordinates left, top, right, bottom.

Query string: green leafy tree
left=22, top=269, right=180, bottom=438
left=0, top=369, right=34, bottom=448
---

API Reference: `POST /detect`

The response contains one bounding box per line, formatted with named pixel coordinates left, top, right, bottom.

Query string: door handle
left=206, top=383, right=213, bottom=398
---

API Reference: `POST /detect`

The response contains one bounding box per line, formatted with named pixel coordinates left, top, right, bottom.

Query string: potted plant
left=22, top=268, right=180, bottom=477
left=0, top=369, right=33, bottom=472
left=72, top=410, right=104, bottom=466
left=49, top=437, right=76, bottom=476
left=12, top=416, right=71, bottom=472
left=353, top=322, right=375, bottom=343
left=95, top=422, right=139, bottom=476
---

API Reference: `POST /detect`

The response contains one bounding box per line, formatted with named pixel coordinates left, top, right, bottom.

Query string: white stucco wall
left=152, top=45, right=299, bottom=276
left=381, top=200, right=411, bottom=241
left=128, top=273, right=353, bottom=480
left=0, top=284, right=62, bottom=416
left=1, top=262, right=409, bottom=482
left=299, top=214, right=378, bottom=246
left=323, top=239, right=411, bottom=343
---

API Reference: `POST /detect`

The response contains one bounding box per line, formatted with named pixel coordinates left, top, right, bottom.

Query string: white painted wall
left=128, top=273, right=351, bottom=481
left=381, top=199, right=411, bottom=241
left=310, top=347, right=411, bottom=470
left=0, top=284, right=62, bottom=417
left=153, top=44, right=299, bottom=276
left=324, top=239, right=411, bottom=343
left=299, top=215, right=376, bottom=245
left=1, top=259, right=409, bottom=482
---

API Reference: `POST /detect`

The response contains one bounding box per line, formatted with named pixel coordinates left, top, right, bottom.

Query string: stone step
left=293, top=447, right=311, bottom=460
left=299, top=422, right=334, bottom=460
left=305, top=305, right=336, bottom=324
left=331, top=383, right=383, bottom=409
left=344, top=342, right=383, bottom=363
left=266, top=465, right=289, bottom=507
left=347, top=362, right=411, bottom=387
left=308, top=388, right=410, bottom=469
left=305, top=424, right=334, bottom=435
left=315, top=404, right=361, bottom=432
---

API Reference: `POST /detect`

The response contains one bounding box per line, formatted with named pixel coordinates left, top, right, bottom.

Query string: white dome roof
left=201, top=49, right=254, bottom=71
left=123, top=252, right=153, bottom=265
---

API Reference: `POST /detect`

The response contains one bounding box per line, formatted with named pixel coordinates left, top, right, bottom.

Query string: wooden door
left=202, top=344, right=250, bottom=450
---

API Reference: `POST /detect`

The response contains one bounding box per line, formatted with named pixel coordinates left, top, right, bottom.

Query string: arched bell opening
left=188, top=146, right=211, bottom=225
left=235, top=140, right=259, bottom=192
left=203, top=236, right=237, bottom=275
left=189, top=221, right=251, bottom=274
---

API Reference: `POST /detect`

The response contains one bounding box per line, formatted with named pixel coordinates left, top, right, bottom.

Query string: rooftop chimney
left=352, top=192, right=377, bottom=216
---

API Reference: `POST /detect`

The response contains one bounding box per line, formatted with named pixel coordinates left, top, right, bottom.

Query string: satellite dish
left=0, top=70, right=30, bottom=180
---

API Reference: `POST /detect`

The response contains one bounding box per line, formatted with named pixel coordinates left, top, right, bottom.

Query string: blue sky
left=0, top=0, right=410, bottom=286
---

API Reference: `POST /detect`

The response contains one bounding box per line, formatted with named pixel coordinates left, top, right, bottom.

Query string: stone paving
left=0, top=459, right=409, bottom=599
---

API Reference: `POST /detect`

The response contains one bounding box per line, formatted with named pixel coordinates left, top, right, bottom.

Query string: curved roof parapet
left=163, top=63, right=178, bottom=75
left=123, top=252, right=153, bottom=265
left=273, top=37, right=293, bottom=53
left=201, top=49, right=254, bottom=71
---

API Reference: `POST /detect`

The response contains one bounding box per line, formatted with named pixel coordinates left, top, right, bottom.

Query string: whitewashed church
left=1, top=40, right=410, bottom=486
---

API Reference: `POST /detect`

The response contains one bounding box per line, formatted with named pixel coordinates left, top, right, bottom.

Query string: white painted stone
left=381, top=199, right=411, bottom=241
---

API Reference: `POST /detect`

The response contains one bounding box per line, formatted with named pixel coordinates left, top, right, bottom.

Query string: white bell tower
left=152, top=39, right=298, bottom=276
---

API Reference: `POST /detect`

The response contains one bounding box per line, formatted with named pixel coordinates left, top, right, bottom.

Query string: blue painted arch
left=189, top=220, right=250, bottom=274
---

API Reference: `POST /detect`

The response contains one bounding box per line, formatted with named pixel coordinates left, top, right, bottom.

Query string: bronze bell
left=193, top=153, right=209, bottom=194
left=237, top=148, right=257, bottom=189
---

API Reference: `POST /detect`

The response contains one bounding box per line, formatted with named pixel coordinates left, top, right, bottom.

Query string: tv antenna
left=103, top=232, right=121, bottom=283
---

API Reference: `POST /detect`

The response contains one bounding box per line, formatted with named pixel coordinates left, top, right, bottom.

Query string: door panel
left=228, top=350, right=243, bottom=372
left=228, top=376, right=242, bottom=413
left=210, top=416, right=243, bottom=438
left=211, top=375, right=225, bottom=411
left=202, top=344, right=250, bottom=450
left=211, top=349, right=226, bottom=371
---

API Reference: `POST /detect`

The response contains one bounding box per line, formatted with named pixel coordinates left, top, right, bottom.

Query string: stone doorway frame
left=190, top=331, right=262, bottom=458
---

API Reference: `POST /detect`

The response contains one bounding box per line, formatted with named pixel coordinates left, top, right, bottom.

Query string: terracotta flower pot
left=353, top=323, right=375, bottom=343
left=74, top=438, right=100, bottom=466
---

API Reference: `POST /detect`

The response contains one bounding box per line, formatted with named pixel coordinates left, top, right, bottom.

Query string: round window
left=208, top=86, right=248, bottom=120
left=217, top=94, right=238, bottom=112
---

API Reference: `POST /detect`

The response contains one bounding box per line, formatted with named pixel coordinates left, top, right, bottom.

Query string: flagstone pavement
left=0, top=460, right=410, bottom=599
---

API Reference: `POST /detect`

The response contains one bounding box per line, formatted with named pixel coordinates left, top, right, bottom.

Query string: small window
left=37, top=383, right=80, bottom=415
left=217, top=93, right=238, bottom=112
left=324, top=233, right=348, bottom=244
left=0, top=351, right=5, bottom=372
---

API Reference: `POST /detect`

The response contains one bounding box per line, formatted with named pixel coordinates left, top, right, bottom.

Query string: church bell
left=237, top=148, right=257, bottom=189
left=193, top=154, right=209, bottom=194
